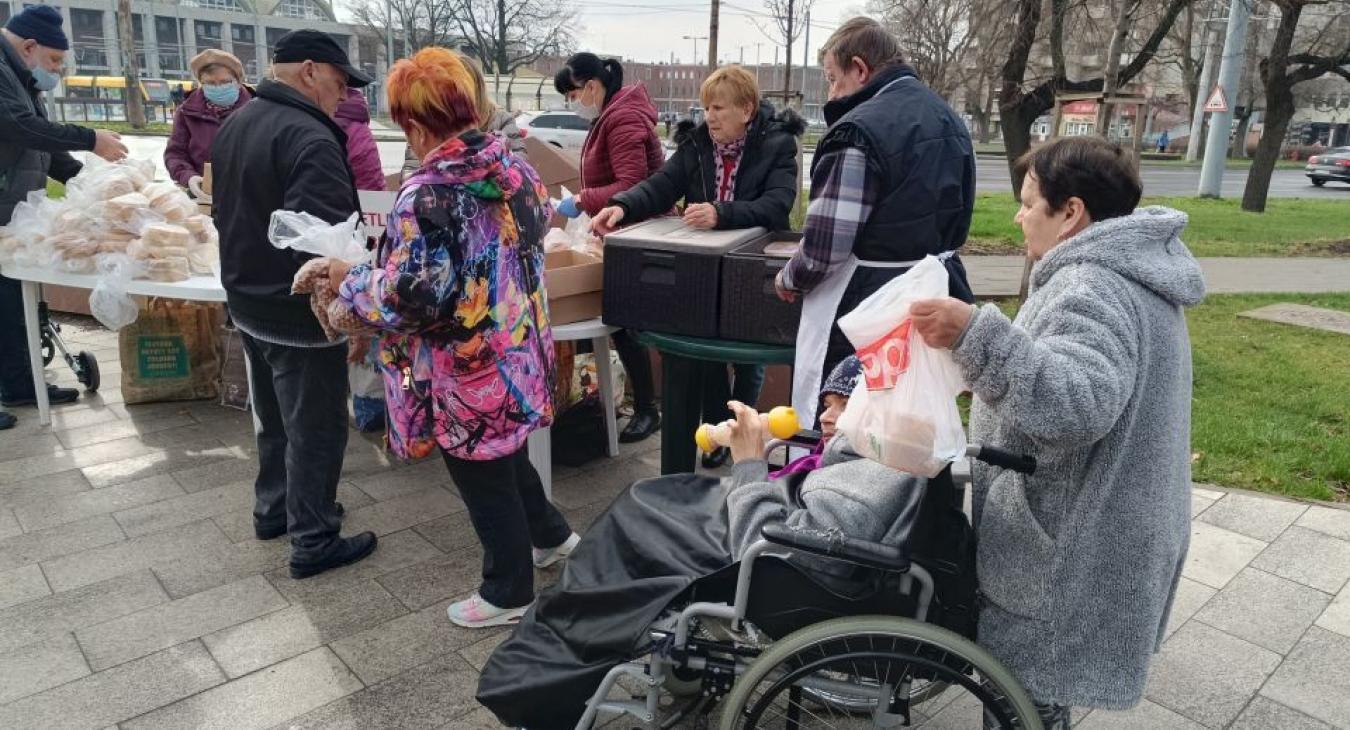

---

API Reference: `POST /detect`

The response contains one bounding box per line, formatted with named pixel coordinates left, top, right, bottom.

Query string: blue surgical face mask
left=30, top=65, right=60, bottom=92
left=203, top=82, right=240, bottom=107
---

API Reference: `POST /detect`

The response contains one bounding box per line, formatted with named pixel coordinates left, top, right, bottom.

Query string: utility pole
left=668, top=51, right=675, bottom=115
left=1185, top=0, right=1221, bottom=161
left=116, top=0, right=146, bottom=128
left=781, top=0, right=795, bottom=107
left=708, top=0, right=719, bottom=72
left=799, top=9, right=810, bottom=105
left=1198, top=0, right=1251, bottom=197
left=385, top=0, right=394, bottom=115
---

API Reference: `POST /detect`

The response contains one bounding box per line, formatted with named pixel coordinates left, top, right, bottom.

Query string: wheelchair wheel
left=802, top=676, right=949, bottom=716
left=718, top=616, right=1042, bottom=729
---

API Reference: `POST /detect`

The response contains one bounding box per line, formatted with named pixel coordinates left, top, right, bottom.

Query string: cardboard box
left=546, top=249, right=603, bottom=325
left=202, top=162, right=212, bottom=196
left=522, top=137, right=581, bottom=199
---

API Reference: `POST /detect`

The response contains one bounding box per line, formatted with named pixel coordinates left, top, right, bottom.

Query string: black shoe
left=255, top=502, right=345, bottom=540
left=0, top=412, right=15, bottom=430
left=701, top=446, right=731, bottom=469
left=2, top=384, right=80, bottom=407
left=289, top=532, right=378, bottom=579
left=619, top=409, right=661, bottom=444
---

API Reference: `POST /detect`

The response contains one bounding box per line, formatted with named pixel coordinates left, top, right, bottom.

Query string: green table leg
left=660, top=352, right=704, bottom=475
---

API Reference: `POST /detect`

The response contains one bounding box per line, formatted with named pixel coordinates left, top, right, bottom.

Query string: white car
left=518, top=111, right=590, bottom=153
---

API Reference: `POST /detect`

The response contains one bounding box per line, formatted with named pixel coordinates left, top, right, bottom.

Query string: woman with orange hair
left=330, top=47, right=577, bottom=628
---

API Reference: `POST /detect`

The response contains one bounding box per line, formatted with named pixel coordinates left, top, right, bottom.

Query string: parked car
left=1305, top=147, right=1350, bottom=187
left=518, top=111, right=590, bottom=153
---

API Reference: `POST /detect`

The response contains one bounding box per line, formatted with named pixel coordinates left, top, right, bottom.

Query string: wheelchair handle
left=760, top=523, right=909, bottom=573
left=967, top=444, right=1037, bottom=475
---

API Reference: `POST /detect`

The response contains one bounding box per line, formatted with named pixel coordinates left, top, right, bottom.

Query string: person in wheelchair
left=477, top=356, right=965, bottom=728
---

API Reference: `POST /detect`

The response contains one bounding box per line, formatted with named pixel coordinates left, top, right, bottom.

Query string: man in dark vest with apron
left=0, top=5, right=128, bottom=430
left=774, top=16, right=975, bottom=426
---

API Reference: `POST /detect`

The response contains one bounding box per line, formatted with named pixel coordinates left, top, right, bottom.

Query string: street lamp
left=682, top=35, right=707, bottom=68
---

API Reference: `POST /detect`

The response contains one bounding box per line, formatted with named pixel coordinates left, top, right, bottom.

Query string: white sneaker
left=532, top=532, right=581, bottom=569
left=446, top=593, right=530, bottom=628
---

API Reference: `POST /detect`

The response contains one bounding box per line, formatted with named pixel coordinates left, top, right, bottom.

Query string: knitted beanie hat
left=5, top=5, right=68, bottom=51
left=820, top=355, right=862, bottom=399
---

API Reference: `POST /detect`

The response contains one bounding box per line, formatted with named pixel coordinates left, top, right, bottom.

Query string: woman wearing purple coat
left=334, top=88, right=387, bottom=191
left=164, top=49, right=252, bottom=189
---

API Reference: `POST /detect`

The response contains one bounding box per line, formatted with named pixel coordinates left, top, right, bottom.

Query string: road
left=118, top=135, right=1347, bottom=200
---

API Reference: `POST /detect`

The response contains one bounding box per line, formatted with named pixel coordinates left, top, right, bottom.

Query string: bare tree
left=448, top=0, right=578, bottom=74
left=872, top=0, right=979, bottom=100
left=760, top=0, right=818, bottom=105
left=1242, top=0, right=1350, bottom=212
left=998, top=0, right=1192, bottom=187
left=345, top=0, right=458, bottom=55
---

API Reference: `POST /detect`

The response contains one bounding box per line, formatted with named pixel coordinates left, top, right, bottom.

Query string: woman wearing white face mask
left=164, top=49, right=252, bottom=191
left=552, top=52, right=667, bottom=443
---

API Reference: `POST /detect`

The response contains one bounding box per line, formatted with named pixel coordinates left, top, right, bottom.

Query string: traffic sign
left=1203, top=86, right=1229, bottom=113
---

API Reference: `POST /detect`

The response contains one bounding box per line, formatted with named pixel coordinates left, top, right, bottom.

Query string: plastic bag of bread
left=143, top=256, right=190, bottom=282
left=89, top=254, right=146, bottom=330
left=143, top=182, right=196, bottom=222
left=142, top=223, right=192, bottom=251
left=106, top=193, right=162, bottom=234
left=49, top=233, right=98, bottom=273
left=187, top=240, right=219, bottom=275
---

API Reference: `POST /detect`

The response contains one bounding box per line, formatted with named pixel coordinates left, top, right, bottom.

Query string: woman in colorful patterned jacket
left=332, top=47, right=578, bottom=629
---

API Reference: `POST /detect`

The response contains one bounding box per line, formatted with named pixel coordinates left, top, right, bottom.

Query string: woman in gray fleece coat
left=912, top=136, right=1206, bottom=726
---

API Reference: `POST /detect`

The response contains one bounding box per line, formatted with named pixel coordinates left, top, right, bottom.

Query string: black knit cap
left=820, top=355, right=863, bottom=399
left=272, top=29, right=372, bottom=88
left=5, top=5, right=69, bottom=51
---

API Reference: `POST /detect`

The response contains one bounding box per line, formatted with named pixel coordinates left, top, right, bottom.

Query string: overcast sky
left=574, top=0, right=870, bottom=67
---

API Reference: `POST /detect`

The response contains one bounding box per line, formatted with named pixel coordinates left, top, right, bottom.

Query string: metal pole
left=1198, top=0, right=1251, bottom=197
left=1185, top=1, right=1220, bottom=161
left=800, top=9, right=810, bottom=101
left=669, top=51, right=675, bottom=115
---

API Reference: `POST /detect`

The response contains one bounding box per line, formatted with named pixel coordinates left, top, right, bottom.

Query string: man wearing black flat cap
left=212, top=29, right=378, bottom=579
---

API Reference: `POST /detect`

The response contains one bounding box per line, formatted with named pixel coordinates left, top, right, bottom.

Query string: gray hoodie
left=953, top=206, right=1205, bottom=709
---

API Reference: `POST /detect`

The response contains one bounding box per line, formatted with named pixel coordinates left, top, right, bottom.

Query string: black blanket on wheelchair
left=477, top=472, right=737, bottom=729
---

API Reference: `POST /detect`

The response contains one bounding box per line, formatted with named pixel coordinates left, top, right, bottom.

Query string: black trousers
left=0, top=273, right=35, bottom=402
left=611, top=328, right=656, bottom=413
left=699, top=362, right=766, bottom=423
left=441, top=445, right=572, bottom=608
left=241, top=333, right=349, bottom=561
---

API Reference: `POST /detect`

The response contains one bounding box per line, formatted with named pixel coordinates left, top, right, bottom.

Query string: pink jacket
left=334, top=89, right=387, bottom=191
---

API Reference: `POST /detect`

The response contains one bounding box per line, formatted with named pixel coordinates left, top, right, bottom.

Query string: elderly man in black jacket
left=0, top=5, right=127, bottom=430
left=773, top=17, right=976, bottom=430
left=593, top=65, right=804, bottom=467
left=212, top=30, right=377, bottom=578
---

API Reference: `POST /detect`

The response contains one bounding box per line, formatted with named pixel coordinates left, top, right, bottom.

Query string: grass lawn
left=983, top=294, right=1349, bottom=502
left=968, top=194, right=1350, bottom=257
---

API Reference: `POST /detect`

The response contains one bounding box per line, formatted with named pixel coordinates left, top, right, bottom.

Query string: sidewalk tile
left=1196, top=493, right=1308, bottom=542
left=264, top=529, right=442, bottom=604
left=376, top=548, right=483, bottom=611
left=1318, top=582, right=1350, bottom=638
left=0, top=508, right=18, bottom=540
left=349, top=459, right=453, bottom=502
left=0, top=514, right=125, bottom=573
left=1252, top=526, right=1350, bottom=594
left=1165, top=577, right=1216, bottom=639
left=55, top=413, right=196, bottom=450
left=14, top=474, right=185, bottom=533
left=152, top=536, right=291, bottom=599
left=0, top=563, right=50, bottom=610
left=1297, top=505, right=1350, bottom=541
left=0, top=437, right=156, bottom=485
left=549, top=457, right=658, bottom=510
left=0, top=633, right=90, bottom=704
left=275, top=653, right=479, bottom=730
left=330, top=597, right=481, bottom=685
left=1182, top=521, right=1268, bottom=589
left=1191, top=492, right=1217, bottom=517
left=1229, top=697, right=1333, bottom=730
left=340, top=487, right=464, bottom=537
left=0, top=432, right=63, bottom=463
left=113, top=480, right=253, bottom=538
left=1075, top=698, right=1205, bottom=729
left=41, top=520, right=231, bottom=592
left=76, top=575, right=287, bottom=671
left=448, top=707, right=510, bottom=728
left=1193, top=568, right=1331, bottom=653
left=169, top=456, right=260, bottom=494
left=1144, top=621, right=1282, bottom=728
left=203, top=578, right=407, bottom=678
left=456, top=630, right=509, bottom=672
left=209, top=482, right=373, bottom=543
left=1261, top=627, right=1350, bottom=728
left=412, top=511, right=480, bottom=554
left=0, top=469, right=91, bottom=511
left=0, top=570, right=166, bottom=654
left=80, top=440, right=239, bottom=489
left=0, top=641, right=224, bottom=730
left=1191, top=485, right=1226, bottom=500
left=121, top=647, right=363, bottom=730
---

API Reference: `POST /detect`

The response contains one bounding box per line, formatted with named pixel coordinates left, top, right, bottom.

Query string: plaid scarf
left=712, top=135, right=747, bottom=202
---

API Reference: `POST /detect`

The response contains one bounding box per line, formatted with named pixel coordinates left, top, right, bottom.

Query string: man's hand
left=328, top=258, right=353, bottom=295
left=682, top=202, right=718, bottom=230
left=774, top=270, right=797, bottom=303
left=92, top=130, right=128, bottom=162
left=910, top=298, right=976, bottom=350
left=726, top=400, right=767, bottom=464
left=591, top=206, right=625, bottom=236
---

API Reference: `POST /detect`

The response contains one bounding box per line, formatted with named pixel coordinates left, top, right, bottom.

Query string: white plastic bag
left=268, top=210, right=369, bottom=264
left=89, top=254, right=147, bottom=330
left=835, top=255, right=967, bottom=477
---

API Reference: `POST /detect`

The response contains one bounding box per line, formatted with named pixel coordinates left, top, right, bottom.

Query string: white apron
left=790, top=251, right=954, bottom=427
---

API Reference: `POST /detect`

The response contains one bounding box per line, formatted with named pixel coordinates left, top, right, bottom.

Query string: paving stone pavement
left=964, top=256, right=1350, bottom=297
left=1, top=318, right=1349, bottom=729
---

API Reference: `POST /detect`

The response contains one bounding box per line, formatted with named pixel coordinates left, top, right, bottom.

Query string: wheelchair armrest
left=760, top=523, right=910, bottom=573
left=762, top=430, right=825, bottom=462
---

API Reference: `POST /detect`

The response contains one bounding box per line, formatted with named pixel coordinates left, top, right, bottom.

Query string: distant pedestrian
left=1157, top=130, right=1170, bottom=154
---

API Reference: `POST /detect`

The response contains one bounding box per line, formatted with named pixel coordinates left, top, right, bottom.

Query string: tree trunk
left=1241, top=2, right=1303, bottom=213
left=783, top=0, right=795, bottom=107
left=116, top=0, right=146, bottom=129
left=1002, top=101, right=1039, bottom=191
left=1095, top=0, right=1135, bottom=137
left=494, top=0, right=509, bottom=74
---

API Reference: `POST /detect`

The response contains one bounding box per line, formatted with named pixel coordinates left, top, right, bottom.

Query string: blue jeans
left=241, top=333, right=349, bottom=561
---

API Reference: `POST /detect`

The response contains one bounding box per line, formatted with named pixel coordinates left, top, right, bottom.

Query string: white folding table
left=0, top=263, right=227, bottom=426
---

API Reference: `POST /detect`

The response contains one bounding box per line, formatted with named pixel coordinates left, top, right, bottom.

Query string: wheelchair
left=574, top=436, right=1044, bottom=730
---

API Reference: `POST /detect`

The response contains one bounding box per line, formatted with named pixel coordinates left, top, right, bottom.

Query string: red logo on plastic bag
left=857, top=318, right=912, bottom=390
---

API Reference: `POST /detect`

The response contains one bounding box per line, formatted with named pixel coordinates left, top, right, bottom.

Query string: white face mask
left=572, top=82, right=601, bottom=121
